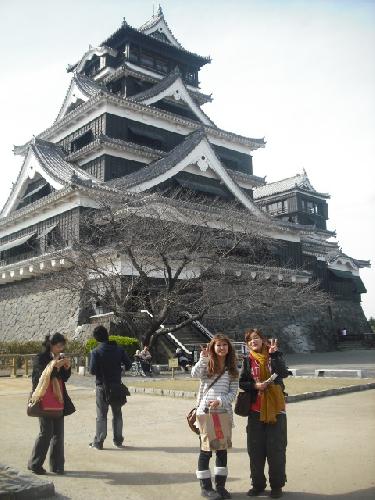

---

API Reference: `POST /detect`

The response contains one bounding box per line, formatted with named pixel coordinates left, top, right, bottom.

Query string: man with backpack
left=89, top=325, right=132, bottom=450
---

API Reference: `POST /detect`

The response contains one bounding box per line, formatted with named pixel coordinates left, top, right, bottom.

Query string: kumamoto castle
left=0, top=8, right=370, bottom=356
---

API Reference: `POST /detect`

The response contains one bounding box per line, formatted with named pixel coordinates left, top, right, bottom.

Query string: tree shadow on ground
left=64, top=470, right=195, bottom=485
left=110, top=445, right=247, bottom=454
left=230, top=488, right=375, bottom=499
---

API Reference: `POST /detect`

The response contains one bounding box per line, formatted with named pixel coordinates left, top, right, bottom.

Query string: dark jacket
left=89, top=341, right=132, bottom=386
left=31, top=351, right=73, bottom=416
left=239, top=351, right=289, bottom=404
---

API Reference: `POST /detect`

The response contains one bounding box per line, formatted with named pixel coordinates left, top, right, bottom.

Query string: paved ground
left=0, top=377, right=374, bottom=499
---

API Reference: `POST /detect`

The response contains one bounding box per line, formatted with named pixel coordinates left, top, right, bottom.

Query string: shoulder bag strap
left=198, top=370, right=225, bottom=406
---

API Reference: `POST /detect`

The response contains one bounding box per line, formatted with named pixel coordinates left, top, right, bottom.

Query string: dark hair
left=93, top=325, right=109, bottom=343
left=207, top=334, right=238, bottom=379
left=42, top=333, right=66, bottom=352
left=244, top=328, right=267, bottom=345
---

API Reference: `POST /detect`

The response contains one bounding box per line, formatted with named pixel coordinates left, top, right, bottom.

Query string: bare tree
left=52, top=190, right=329, bottom=347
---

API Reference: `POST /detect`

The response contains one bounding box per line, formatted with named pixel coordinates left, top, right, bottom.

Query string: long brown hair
left=207, top=334, right=238, bottom=379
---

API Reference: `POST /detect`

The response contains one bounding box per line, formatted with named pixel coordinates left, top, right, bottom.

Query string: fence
left=0, top=353, right=89, bottom=377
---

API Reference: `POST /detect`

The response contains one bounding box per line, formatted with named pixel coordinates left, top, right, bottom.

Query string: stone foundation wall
left=0, top=276, right=81, bottom=342
left=0, top=272, right=369, bottom=355
left=204, top=298, right=369, bottom=353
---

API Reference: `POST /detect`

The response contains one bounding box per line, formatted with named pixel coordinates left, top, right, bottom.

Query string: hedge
left=0, top=340, right=86, bottom=355
left=85, top=336, right=140, bottom=357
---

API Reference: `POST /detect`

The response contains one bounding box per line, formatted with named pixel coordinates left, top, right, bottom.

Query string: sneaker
left=28, top=466, right=47, bottom=475
left=113, top=443, right=125, bottom=449
left=270, top=489, right=283, bottom=499
left=89, top=442, right=103, bottom=450
left=51, top=469, right=65, bottom=475
left=247, top=488, right=265, bottom=496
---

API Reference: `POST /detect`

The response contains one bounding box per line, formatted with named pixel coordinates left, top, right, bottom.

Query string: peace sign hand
left=268, top=338, right=278, bottom=354
left=200, top=344, right=209, bottom=358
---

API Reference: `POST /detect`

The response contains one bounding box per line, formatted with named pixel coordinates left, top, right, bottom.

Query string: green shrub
left=0, top=339, right=85, bottom=355
left=85, top=336, right=139, bottom=357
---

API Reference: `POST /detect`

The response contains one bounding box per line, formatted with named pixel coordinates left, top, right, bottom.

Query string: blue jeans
left=94, top=385, right=123, bottom=446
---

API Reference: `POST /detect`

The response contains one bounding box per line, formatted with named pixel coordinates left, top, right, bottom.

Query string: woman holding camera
left=28, top=333, right=73, bottom=475
left=239, top=329, right=289, bottom=499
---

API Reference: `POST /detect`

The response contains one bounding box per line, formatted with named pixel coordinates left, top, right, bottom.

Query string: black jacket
left=239, top=351, right=289, bottom=404
left=89, top=341, right=132, bottom=386
left=32, top=352, right=71, bottom=391
left=31, top=351, right=73, bottom=416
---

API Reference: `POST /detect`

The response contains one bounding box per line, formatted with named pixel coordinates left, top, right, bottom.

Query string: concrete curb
left=0, top=464, right=55, bottom=499
left=286, top=382, right=375, bottom=403
left=129, top=382, right=375, bottom=402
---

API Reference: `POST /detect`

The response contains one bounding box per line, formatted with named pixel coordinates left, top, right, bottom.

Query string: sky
left=0, top=0, right=374, bottom=319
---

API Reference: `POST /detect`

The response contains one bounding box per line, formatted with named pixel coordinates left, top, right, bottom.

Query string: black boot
left=215, top=475, right=231, bottom=499
left=200, top=478, right=220, bottom=498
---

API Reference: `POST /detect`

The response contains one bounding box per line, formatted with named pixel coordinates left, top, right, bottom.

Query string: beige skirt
left=197, top=411, right=232, bottom=451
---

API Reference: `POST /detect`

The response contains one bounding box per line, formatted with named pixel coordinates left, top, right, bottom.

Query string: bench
left=314, top=369, right=362, bottom=378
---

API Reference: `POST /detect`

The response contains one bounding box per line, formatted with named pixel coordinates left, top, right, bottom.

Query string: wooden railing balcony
left=0, top=249, right=40, bottom=267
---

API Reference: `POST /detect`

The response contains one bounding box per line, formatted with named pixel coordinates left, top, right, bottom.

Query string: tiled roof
left=54, top=73, right=108, bottom=124
left=74, top=73, right=108, bottom=98
left=254, top=171, right=329, bottom=199
left=66, top=135, right=165, bottom=163
left=30, top=138, right=101, bottom=187
left=100, top=21, right=210, bottom=64
left=130, top=69, right=182, bottom=102
left=109, top=128, right=206, bottom=190
left=1, top=138, right=114, bottom=218
left=104, top=63, right=213, bottom=105
left=138, top=6, right=183, bottom=49
left=129, top=68, right=215, bottom=126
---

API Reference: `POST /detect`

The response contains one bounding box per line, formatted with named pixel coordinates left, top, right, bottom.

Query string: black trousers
left=29, top=416, right=64, bottom=471
left=247, top=411, right=287, bottom=490
left=198, top=449, right=228, bottom=470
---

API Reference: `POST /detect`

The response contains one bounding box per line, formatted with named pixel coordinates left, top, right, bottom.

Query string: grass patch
left=127, top=377, right=375, bottom=395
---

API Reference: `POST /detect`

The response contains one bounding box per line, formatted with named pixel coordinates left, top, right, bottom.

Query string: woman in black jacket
left=239, top=329, right=289, bottom=499
left=28, top=333, right=73, bottom=475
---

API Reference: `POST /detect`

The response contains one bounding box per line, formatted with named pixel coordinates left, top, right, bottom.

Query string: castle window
left=71, top=130, right=94, bottom=153
left=128, top=44, right=139, bottom=63
left=302, top=199, right=318, bottom=214
left=128, top=127, right=164, bottom=150
left=155, top=57, right=169, bottom=74
left=140, top=51, right=154, bottom=68
left=0, top=232, right=38, bottom=266
left=267, top=201, right=285, bottom=214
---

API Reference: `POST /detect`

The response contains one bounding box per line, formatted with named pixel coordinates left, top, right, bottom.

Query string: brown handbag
left=27, top=394, right=63, bottom=418
left=186, top=371, right=225, bottom=435
left=234, top=390, right=252, bottom=417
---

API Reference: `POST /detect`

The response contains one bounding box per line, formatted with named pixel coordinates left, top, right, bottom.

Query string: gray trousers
left=29, top=416, right=64, bottom=471
left=247, top=412, right=287, bottom=490
left=94, top=385, right=123, bottom=446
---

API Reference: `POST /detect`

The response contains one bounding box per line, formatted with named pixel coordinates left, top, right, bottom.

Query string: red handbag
left=40, top=380, right=64, bottom=411
left=27, top=380, right=64, bottom=418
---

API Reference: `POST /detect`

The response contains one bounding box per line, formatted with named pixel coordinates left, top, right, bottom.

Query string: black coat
left=31, top=352, right=74, bottom=416
left=239, top=351, right=289, bottom=404
left=89, top=341, right=132, bottom=386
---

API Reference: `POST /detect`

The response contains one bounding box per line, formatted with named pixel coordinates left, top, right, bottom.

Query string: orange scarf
left=250, top=348, right=285, bottom=424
